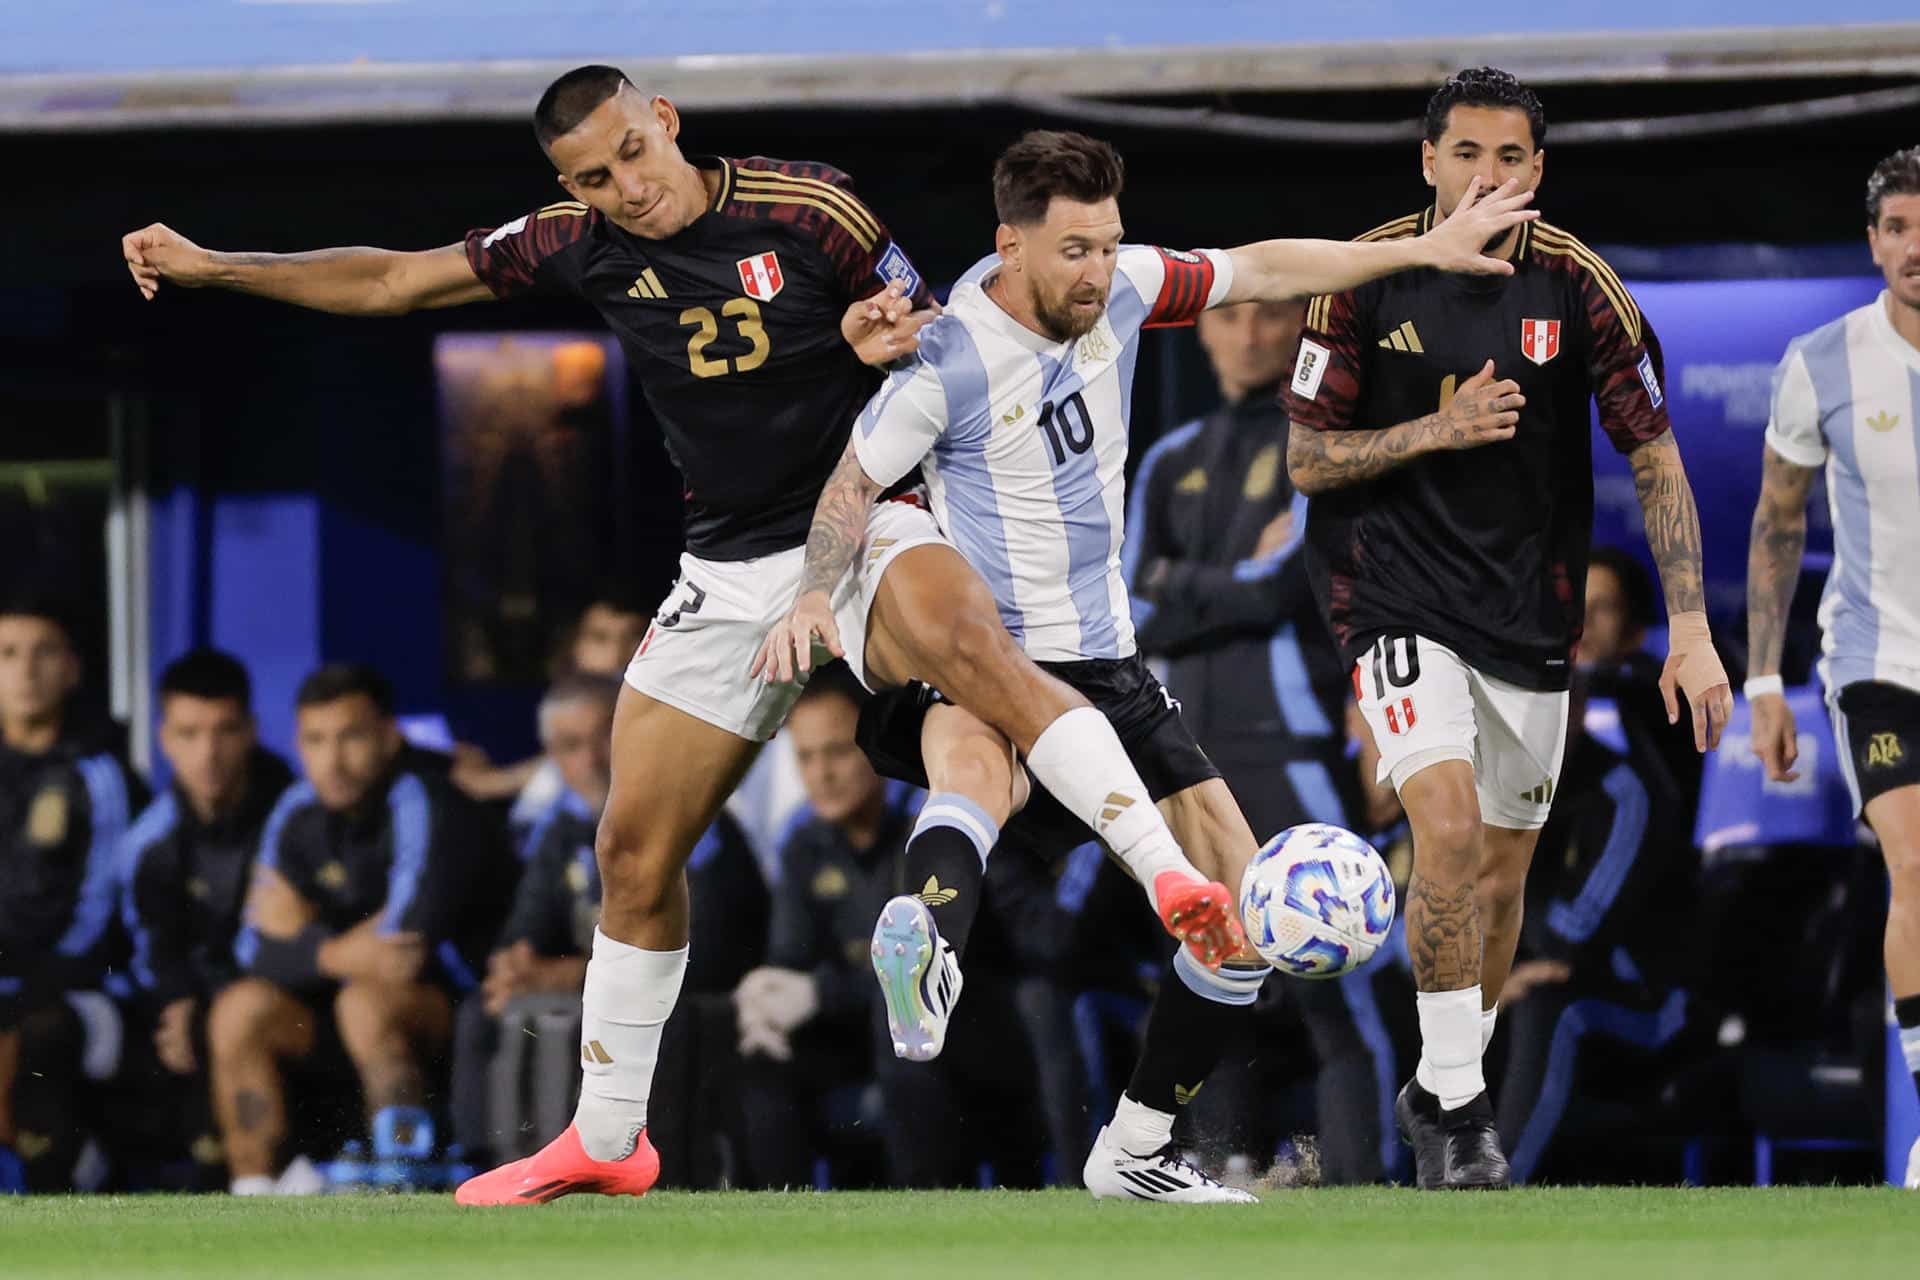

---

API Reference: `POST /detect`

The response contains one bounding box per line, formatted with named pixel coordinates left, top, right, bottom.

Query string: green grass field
left=3, top=1188, right=1916, bottom=1280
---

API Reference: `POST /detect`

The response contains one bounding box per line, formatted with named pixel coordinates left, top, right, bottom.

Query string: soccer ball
left=1240, top=823, right=1396, bottom=979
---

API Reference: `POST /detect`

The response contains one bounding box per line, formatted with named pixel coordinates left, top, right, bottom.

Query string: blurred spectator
left=111, top=650, right=294, bottom=1187
left=0, top=593, right=146, bottom=1191
left=733, top=668, right=1047, bottom=1188
left=1583, top=547, right=1701, bottom=807
left=210, top=663, right=514, bottom=1195
left=1490, top=672, right=1699, bottom=1183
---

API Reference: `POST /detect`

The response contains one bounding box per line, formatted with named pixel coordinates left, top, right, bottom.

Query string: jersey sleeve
left=850, top=355, right=949, bottom=487
left=1576, top=258, right=1672, bottom=454
left=1116, top=246, right=1234, bottom=328
left=1283, top=289, right=1368, bottom=433
left=462, top=203, right=595, bottom=300
left=1763, top=344, right=1828, bottom=467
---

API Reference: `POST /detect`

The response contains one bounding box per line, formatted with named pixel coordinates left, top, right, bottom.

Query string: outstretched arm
left=1287, top=359, right=1524, bottom=496
left=1745, top=444, right=1820, bottom=780
left=123, top=224, right=492, bottom=315
left=751, top=438, right=883, bottom=683
left=1220, top=177, right=1537, bottom=305
left=1628, top=429, right=1733, bottom=751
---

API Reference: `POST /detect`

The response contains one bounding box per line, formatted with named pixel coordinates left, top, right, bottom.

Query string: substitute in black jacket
left=114, top=650, right=294, bottom=1185
left=0, top=595, right=145, bottom=1191
left=1125, top=301, right=1360, bottom=838
left=209, top=664, right=514, bottom=1194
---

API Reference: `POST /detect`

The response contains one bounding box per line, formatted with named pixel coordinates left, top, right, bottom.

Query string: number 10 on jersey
left=1037, top=392, right=1095, bottom=466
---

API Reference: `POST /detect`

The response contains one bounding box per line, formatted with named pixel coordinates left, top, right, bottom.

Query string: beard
left=1030, top=280, right=1107, bottom=342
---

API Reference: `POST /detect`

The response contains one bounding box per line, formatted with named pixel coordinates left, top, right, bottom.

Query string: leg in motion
left=205, top=978, right=316, bottom=1192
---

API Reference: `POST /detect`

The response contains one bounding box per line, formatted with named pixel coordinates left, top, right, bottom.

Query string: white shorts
left=623, top=496, right=948, bottom=742
left=1353, top=634, right=1570, bottom=831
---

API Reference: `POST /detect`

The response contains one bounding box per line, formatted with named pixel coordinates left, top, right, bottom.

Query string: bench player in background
left=1283, top=67, right=1732, bottom=1190
left=125, top=66, right=1252, bottom=1205
left=759, top=130, right=1538, bottom=1201
left=1746, top=144, right=1920, bottom=1191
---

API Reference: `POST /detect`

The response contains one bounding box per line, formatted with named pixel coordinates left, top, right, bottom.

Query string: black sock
left=1896, top=994, right=1920, bottom=1096
left=1124, top=952, right=1266, bottom=1120
left=903, top=816, right=987, bottom=960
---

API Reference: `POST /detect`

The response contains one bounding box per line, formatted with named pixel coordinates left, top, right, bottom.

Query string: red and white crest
left=1520, top=318, right=1561, bottom=366
left=736, top=252, right=784, bottom=302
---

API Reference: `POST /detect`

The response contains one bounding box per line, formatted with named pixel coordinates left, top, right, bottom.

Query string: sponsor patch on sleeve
left=1637, top=352, right=1664, bottom=409
left=1160, top=248, right=1203, bottom=265
left=875, top=242, right=922, bottom=295
left=1292, top=338, right=1330, bottom=401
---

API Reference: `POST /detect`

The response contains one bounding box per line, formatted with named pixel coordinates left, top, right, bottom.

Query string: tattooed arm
left=1628, top=428, right=1734, bottom=750
left=1745, top=444, right=1820, bottom=780
left=1288, top=358, right=1525, bottom=496
left=751, top=438, right=885, bottom=683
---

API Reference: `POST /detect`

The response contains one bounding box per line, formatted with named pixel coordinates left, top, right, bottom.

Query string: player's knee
left=207, top=978, right=283, bottom=1062
left=1411, top=808, right=1481, bottom=873
left=1884, top=833, right=1920, bottom=901
left=927, top=605, right=1019, bottom=691
left=1478, top=862, right=1528, bottom=917
left=594, top=820, right=680, bottom=919
left=331, top=982, right=403, bottom=1053
left=927, top=735, right=1014, bottom=817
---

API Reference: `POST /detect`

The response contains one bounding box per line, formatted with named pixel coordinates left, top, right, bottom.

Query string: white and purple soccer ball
left=1240, top=823, right=1396, bottom=979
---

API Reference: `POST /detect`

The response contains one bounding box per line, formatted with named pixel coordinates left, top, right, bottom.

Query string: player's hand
left=1749, top=690, right=1801, bottom=782
left=751, top=590, right=843, bottom=684
left=843, top=280, right=941, bottom=367
left=1659, top=611, right=1734, bottom=753
left=122, top=223, right=218, bottom=300
left=1503, top=958, right=1572, bottom=1003
left=1427, top=360, right=1522, bottom=451
left=153, top=997, right=198, bottom=1076
left=1421, top=176, right=1540, bottom=277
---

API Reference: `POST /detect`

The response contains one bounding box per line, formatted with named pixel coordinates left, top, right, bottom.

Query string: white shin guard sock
left=1414, top=986, right=1486, bottom=1110
left=1481, top=1003, right=1500, bottom=1055
left=1108, top=1092, right=1176, bottom=1156
left=572, top=928, right=688, bottom=1161
left=1025, top=707, right=1199, bottom=910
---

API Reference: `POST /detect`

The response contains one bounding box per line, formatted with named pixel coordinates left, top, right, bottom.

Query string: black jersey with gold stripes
left=1284, top=210, right=1671, bottom=692
left=465, top=155, right=932, bottom=560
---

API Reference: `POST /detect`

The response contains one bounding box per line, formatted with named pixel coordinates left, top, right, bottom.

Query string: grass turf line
left=3, top=1187, right=1916, bottom=1279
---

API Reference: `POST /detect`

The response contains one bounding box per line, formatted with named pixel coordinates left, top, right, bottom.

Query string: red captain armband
left=1143, top=248, right=1217, bottom=328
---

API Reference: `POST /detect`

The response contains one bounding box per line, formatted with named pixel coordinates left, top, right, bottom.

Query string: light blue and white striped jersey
left=854, top=244, right=1233, bottom=662
left=1766, top=291, right=1920, bottom=694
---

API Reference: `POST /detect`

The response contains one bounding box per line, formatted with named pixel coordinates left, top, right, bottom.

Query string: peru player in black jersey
left=124, top=67, right=1253, bottom=1204
left=1283, top=68, right=1733, bottom=1189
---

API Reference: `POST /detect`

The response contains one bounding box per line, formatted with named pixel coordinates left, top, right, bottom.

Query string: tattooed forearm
left=1745, top=445, right=1818, bottom=677
left=1288, top=418, right=1434, bottom=495
left=1628, top=431, right=1707, bottom=616
left=797, top=439, right=883, bottom=599
left=1405, top=872, right=1481, bottom=991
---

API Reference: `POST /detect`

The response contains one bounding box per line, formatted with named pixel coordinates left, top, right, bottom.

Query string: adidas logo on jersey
left=1001, top=404, right=1026, bottom=425
left=1377, top=321, right=1424, bottom=353
left=1174, top=1082, right=1205, bottom=1106
left=1867, top=410, right=1902, bottom=433
left=626, top=268, right=668, bottom=300
left=916, top=876, right=958, bottom=907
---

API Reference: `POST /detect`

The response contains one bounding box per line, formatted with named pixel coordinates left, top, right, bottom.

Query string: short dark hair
left=583, top=584, right=650, bottom=621
left=1424, top=67, right=1547, bottom=150
left=0, top=589, right=77, bottom=647
left=1866, top=146, right=1920, bottom=227
left=159, top=649, right=251, bottom=712
left=534, top=65, right=632, bottom=153
left=992, top=130, right=1126, bottom=227
left=792, top=661, right=865, bottom=712
left=1589, top=547, right=1657, bottom=635
left=295, top=663, right=395, bottom=717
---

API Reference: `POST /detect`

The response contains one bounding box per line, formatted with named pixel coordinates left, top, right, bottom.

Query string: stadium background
left=3, top=0, right=1919, bottom=1189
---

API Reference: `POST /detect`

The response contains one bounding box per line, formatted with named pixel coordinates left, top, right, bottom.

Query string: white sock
left=1107, top=1092, right=1176, bottom=1156
left=1413, top=986, right=1486, bottom=1110
left=572, top=928, right=688, bottom=1161
left=230, top=1175, right=275, bottom=1196
left=1481, top=1003, right=1500, bottom=1055
left=1025, top=707, right=1200, bottom=911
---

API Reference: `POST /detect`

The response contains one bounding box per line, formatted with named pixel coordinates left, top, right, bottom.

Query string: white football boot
left=1905, top=1136, right=1919, bottom=1190
left=871, top=896, right=963, bottom=1062
left=1083, top=1124, right=1259, bottom=1204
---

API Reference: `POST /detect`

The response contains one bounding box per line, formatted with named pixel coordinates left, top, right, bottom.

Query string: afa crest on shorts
left=736, top=251, right=784, bottom=301
left=1521, top=318, right=1561, bottom=366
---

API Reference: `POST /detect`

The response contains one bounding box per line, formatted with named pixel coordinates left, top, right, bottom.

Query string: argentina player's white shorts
left=623, top=494, right=948, bottom=742
left=1353, top=634, right=1570, bottom=830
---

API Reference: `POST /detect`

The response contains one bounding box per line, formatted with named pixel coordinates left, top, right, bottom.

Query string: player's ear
left=652, top=94, right=680, bottom=143
left=995, top=222, right=1021, bottom=270
left=1530, top=147, right=1545, bottom=190
left=556, top=172, right=580, bottom=200
left=1420, top=139, right=1437, bottom=189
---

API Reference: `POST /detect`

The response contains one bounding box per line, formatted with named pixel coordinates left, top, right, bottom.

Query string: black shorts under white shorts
left=1831, top=680, right=1920, bottom=816
left=856, top=651, right=1221, bottom=859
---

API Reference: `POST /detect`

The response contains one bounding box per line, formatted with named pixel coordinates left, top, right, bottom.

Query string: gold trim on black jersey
left=730, top=169, right=882, bottom=250
left=712, top=158, right=735, bottom=211
left=536, top=201, right=589, bottom=220
left=1530, top=221, right=1642, bottom=344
